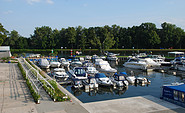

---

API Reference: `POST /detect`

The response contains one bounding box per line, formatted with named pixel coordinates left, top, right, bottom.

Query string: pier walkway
left=1, top=62, right=185, bottom=113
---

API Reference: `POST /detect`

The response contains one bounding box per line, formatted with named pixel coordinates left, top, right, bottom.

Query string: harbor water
left=61, top=63, right=183, bottom=103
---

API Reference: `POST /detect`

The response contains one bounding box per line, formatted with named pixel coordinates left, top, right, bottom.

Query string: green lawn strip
left=17, top=62, right=40, bottom=103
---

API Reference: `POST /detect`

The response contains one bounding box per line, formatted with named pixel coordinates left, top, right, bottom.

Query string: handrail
left=23, top=58, right=55, bottom=90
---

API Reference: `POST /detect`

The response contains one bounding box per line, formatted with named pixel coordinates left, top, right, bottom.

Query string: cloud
left=26, top=0, right=41, bottom=4
left=26, top=0, right=54, bottom=5
left=3, top=10, right=13, bottom=14
left=46, top=0, right=54, bottom=4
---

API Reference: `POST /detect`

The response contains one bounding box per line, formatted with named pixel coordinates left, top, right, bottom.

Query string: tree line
left=0, top=22, right=185, bottom=50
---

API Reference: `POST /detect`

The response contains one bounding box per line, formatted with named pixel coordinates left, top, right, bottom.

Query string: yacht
left=147, top=55, right=170, bottom=66
left=52, top=68, right=69, bottom=81
left=95, top=73, right=113, bottom=86
left=123, top=57, right=161, bottom=70
left=95, top=59, right=117, bottom=73
left=39, top=59, right=50, bottom=68
left=68, top=67, right=88, bottom=80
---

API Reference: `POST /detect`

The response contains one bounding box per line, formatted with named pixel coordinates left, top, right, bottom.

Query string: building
left=0, top=46, right=12, bottom=58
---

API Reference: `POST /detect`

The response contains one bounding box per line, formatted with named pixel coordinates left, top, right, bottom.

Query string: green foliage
left=1, top=22, right=185, bottom=49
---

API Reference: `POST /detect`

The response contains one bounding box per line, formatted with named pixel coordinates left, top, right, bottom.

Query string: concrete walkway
left=1, top=63, right=185, bottom=113
left=0, top=63, right=37, bottom=113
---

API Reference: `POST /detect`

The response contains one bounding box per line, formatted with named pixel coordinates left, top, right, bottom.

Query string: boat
left=126, top=76, right=136, bottom=84
left=95, top=73, right=113, bottom=86
left=71, top=78, right=83, bottom=89
left=123, top=57, right=161, bottom=70
left=161, top=83, right=185, bottom=107
left=83, top=62, right=99, bottom=76
left=70, top=58, right=82, bottom=67
left=95, top=60, right=117, bottom=73
left=147, top=55, right=171, bottom=66
left=135, top=77, right=151, bottom=85
left=50, top=58, right=61, bottom=68
left=59, top=58, right=70, bottom=67
left=68, top=67, right=88, bottom=80
left=111, top=72, right=129, bottom=87
left=170, top=57, right=185, bottom=65
left=52, top=68, right=69, bottom=81
left=176, top=63, right=185, bottom=71
left=85, top=55, right=92, bottom=60
left=106, top=53, right=118, bottom=61
left=39, top=58, right=50, bottom=68
left=83, top=76, right=99, bottom=92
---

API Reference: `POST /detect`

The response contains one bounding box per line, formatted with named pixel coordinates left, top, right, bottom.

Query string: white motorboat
left=70, top=59, right=82, bottom=67
left=59, top=58, right=70, bottom=67
left=52, top=68, right=69, bottom=81
left=123, top=57, right=161, bottom=70
left=85, top=55, right=92, bottom=60
left=83, top=62, right=99, bottom=75
left=147, top=55, right=170, bottom=66
left=177, top=63, right=185, bottom=71
left=106, top=53, right=118, bottom=61
left=111, top=72, right=129, bottom=87
left=83, top=76, right=99, bottom=92
left=170, top=57, right=185, bottom=65
left=71, top=78, right=83, bottom=89
left=39, top=59, right=50, bottom=68
left=95, top=73, right=113, bottom=86
left=95, top=60, right=117, bottom=73
left=50, top=61, right=61, bottom=68
left=68, top=67, right=88, bottom=80
left=86, top=66, right=99, bottom=75
left=126, top=76, right=136, bottom=84
left=135, top=77, right=151, bottom=85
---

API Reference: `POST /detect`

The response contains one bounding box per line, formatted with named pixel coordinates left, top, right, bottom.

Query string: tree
left=0, top=23, right=9, bottom=46
left=65, top=27, right=76, bottom=48
left=138, top=23, right=160, bottom=48
left=31, top=26, right=52, bottom=49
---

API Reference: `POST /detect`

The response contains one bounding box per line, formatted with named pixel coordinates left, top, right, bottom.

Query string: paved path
left=0, top=63, right=37, bottom=113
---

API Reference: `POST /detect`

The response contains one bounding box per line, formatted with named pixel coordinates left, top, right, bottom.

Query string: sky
left=1, top=0, right=185, bottom=37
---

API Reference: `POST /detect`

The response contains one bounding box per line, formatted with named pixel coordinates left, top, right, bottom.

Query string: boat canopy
left=163, top=84, right=185, bottom=93
left=168, top=51, right=184, bottom=57
left=95, top=73, right=106, bottom=78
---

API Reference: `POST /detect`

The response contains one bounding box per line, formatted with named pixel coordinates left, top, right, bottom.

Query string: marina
left=29, top=53, right=185, bottom=104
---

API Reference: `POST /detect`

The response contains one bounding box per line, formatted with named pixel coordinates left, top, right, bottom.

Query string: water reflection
left=70, top=86, right=128, bottom=97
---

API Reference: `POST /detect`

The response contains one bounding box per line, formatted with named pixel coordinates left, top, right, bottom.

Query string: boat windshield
left=119, top=76, right=125, bottom=80
left=75, top=68, right=85, bottom=74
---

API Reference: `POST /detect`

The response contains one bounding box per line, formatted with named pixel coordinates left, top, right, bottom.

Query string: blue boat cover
left=164, top=84, right=185, bottom=93
left=95, top=73, right=106, bottom=78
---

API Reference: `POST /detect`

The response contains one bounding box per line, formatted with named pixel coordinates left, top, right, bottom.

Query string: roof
left=168, top=51, right=184, bottom=55
left=0, top=46, right=10, bottom=51
left=164, top=84, right=185, bottom=93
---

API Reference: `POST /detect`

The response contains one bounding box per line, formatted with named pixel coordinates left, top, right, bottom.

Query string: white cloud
left=27, top=0, right=41, bottom=5
left=26, top=0, right=54, bottom=5
left=3, top=10, right=13, bottom=14
left=46, top=0, right=54, bottom=4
